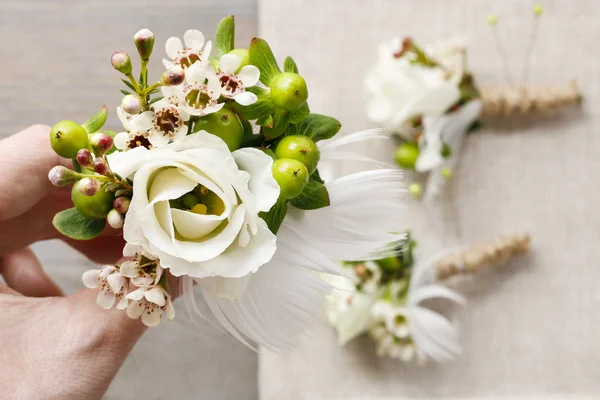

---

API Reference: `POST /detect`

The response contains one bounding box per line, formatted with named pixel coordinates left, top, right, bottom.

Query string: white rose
left=107, top=132, right=280, bottom=279
left=365, top=38, right=460, bottom=134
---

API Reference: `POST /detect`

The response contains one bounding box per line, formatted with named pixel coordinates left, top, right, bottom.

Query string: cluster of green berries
left=271, top=135, right=319, bottom=199
left=48, top=118, right=130, bottom=228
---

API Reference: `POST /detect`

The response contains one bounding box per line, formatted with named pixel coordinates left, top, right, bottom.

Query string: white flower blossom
left=214, top=54, right=260, bottom=105
left=163, top=29, right=212, bottom=69
left=126, top=286, right=175, bottom=327
left=82, top=265, right=129, bottom=310
left=165, top=62, right=224, bottom=117
left=107, top=132, right=280, bottom=281
left=365, top=37, right=460, bottom=135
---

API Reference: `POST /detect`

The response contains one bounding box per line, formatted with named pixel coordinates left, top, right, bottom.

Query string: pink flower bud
left=93, top=157, right=109, bottom=175
left=121, top=94, right=142, bottom=114
left=90, top=133, right=114, bottom=156
left=76, top=149, right=93, bottom=168
left=113, top=196, right=131, bottom=214
left=161, top=66, right=185, bottom=86
left=111, top=51, right=132, bottom=75
left=134, top=29, right=155, bottom=61
left=77, top=178, right=100, bottom=196
left=48, top=166, right=79, bottom=187
left=107, top=209, right=124, bottom=229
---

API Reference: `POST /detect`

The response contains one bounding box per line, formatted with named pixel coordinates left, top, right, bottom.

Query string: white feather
left=285, top=169, right=406, bottom=261
left=424, top=100, right=482, bottom=201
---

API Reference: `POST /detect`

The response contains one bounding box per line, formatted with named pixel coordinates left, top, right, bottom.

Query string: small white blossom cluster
left=365, top=36, right=482, bottom=198
left=115, top=29, right=260, bottom=151
left=327, top=249, right=465, bottom=363
left=82, top=245, right=174, bottom=326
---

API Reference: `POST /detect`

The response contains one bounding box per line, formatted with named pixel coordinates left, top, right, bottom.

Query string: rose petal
left=171, top=208, right=225, bottom=240
left=106, top=146, right=149, bottom=179
left=219, top=54, right=241, bottom=74
left=148, top=167, right=198, bottom=204
left=194, top=217, right=277, bottom=278
left=232, top=148, right=280, bottom=212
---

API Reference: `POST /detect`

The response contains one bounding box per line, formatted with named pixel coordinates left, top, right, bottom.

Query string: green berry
left=194, top=108, right=244, bottom=152
left=50, top=120, right=89, bottom=158
left=228, top=48, right=250, bottom=72
left=272, top=158, right=309, bottom=199
left=270, top=72, right=308, bottom=111
left=395, top=142, right=420, bottom=169
left=408, top=182, right=423, bottom=198
left=376, top=257, right=402, bottom=272
left=71, top=183, right=115, bottom=219
left=440, top=166, right=453, bottom=180
left=181, top=193, right=199, bottom=209
left=275, top=135, right=320, bottom=174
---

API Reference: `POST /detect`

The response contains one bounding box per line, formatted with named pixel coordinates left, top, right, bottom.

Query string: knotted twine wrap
left=436, top=233, right=531, bottom=280
left=480, top=82, right=582, bottom=117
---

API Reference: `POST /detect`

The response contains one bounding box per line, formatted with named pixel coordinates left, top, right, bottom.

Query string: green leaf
left=53, top=208, right=106, bottom=240
left=259, top=197, right=288, bottom=234
left=249, top=38, right=282, bottom=86
left=232, top=87, right=274, bottom=120
left=82, top=106, right=108, bottom=133
left=311, top=168, right=325, bottom=184
left=289, top=102, right=310, bottom=123
left=290, top=175, right=330, bottom=210
left=283, top=56, right=299, bottom=73
left=263, top=109, right=290, bottom=140
left=286, top=113, right=341, bottom=142
left=120, top=89, right=132, bottom=96
left=215, top=15, right=236, bottom=58
left=121, top=78, right=136, bottom=91
left=256, top=114, right=273, bottom=128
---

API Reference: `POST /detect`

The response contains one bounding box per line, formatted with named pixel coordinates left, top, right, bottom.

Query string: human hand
left=0, top=125, right=146, bottom=399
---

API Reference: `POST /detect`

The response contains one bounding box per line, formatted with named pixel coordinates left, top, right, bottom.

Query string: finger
left=64, top=234, right=126, bottom=265
left=69, top=288, right=147, bottom=348
left=0, top=125, right=69, bottom=222
left=0, top=282, right=22, bottom=296
left=0, top=248, right=63, bottom=297
left=0, top=189, right=71, bottom=257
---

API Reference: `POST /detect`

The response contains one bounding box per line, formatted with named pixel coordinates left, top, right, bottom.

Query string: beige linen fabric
left=259, top=0, right=600, bottom=398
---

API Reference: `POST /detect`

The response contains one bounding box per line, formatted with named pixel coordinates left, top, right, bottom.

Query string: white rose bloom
left=365, top=38, right=460, bottom=135
left=107, top=132, right=280, bottom=281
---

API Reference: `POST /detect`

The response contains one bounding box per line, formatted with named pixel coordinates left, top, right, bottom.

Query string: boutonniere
left=365, top=3, right=581, bottom=200
left=45, top=16, right=406, bottom=349
left=327, top=232, right=531, bottom=362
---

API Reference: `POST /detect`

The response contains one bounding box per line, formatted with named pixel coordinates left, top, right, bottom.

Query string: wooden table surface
left=0, top=1, right=259, bottom=399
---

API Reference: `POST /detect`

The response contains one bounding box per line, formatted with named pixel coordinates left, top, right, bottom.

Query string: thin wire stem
left=490, top=26, right=514, bottom=86
left=521, top=16, right=540, bottom=87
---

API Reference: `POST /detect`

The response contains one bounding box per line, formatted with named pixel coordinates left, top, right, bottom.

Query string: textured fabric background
left=0, top=1, right=258, bottom=399
left=259, top=0, right=600, bottom=398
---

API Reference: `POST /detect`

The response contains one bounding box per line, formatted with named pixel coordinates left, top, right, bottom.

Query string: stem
left=142, top=82, right=161, bottom=96
left=126, top=73, right=141, bottom=94
left=490, top=25, right=514, bottom=86
left=141, top=60, right=148, bottom=89
left=521, top=16, right=540, bottom=87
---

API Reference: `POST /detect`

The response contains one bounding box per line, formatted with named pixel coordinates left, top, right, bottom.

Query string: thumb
left=0, top=248, right=63, bottom=297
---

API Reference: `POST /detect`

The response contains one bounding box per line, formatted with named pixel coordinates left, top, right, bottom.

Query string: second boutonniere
left=327, top=232, right=531, bottom=363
